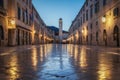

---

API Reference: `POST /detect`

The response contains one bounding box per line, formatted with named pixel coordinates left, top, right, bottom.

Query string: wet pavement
left=0, top=44, right=120, bottom=80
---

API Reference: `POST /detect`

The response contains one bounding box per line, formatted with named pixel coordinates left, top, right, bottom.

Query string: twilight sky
left=32, top=0, right=85, bottom=31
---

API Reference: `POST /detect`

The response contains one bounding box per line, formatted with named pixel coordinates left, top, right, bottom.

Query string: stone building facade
left=67, top=0, right=120, bottom=47
left=0, top=0, right=54, bottom=47
left=0, top=0, right=8, bottom=46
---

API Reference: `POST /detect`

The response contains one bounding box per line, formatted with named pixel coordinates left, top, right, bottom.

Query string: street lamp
left=102, top=16, right=106, bottom=23
left=82, top=29, right=84, bottom=34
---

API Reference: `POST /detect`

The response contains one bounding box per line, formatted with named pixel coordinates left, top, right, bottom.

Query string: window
left=17, top=6, right=21, bottom=20
left=90, top=34, right=92, bottom=42
left=90, top=23, right=92, bottom=30
left=95, top=2, right=99, bottom=13
left=29, top=14, right=33, bottom=25
left=86, top=10, right=88, bottom=21
left=113, top=7, right=119, bottom=16
left=0, top=0, right=3, bottom=8
left=83, top=6, right=85, bottom=12
left=22, top=9, right=25, bottom=23
left=26, top=0, right=29, bottom=5
left=83, top=14, right=85, bottom=23
left=103, top=0, right=107, bottom=6
left=29, top=14, right=31, bottom=25
left=86, top=1, right=88, bottom=7
left=78, top=19, right=80, bottom=27
left=90, top=5, right=93, bottom=18
left=80, top=19, right=81, bottom=26
left=26, top=9, right=28, bottom=24
left=29, top=0, right=31, bottom=8
left=81, top=17, right=82, bottom=25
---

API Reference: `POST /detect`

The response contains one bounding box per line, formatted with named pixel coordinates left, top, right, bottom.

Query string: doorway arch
left=103, top=29, right=107, bottom=46
left=96, top=31, right=99, bottom=45
left=0, top=25, right=4, bottom=46
left=0, top=25, right=4, bottom=40
left=113, top=26, right=119, bottom=47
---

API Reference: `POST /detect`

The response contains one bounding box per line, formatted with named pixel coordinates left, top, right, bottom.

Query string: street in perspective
left=0, top=0, right=120, bottom=80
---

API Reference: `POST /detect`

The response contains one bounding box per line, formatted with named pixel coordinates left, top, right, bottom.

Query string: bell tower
left=59, top=18, right=63, bottom=43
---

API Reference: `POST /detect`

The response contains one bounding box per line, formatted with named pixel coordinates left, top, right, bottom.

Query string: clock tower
left=59, top=18, right=63, bottom=43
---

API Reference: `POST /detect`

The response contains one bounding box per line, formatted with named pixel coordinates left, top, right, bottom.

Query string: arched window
left=0, top=25, right=4, bottom=40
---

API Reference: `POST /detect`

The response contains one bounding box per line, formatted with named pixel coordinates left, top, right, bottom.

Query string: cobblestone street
left=0, top=44, right=120, bottom=80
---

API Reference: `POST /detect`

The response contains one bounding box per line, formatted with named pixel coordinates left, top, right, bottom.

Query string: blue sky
left=32, top=0, right=85, bottom=31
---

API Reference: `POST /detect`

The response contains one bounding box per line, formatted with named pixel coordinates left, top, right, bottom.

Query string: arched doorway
left=96, top=31, right=99, bottom=45
left=17, top=29, right=20, bottom=45
left=0, top=25, right=4, bottom=46
left=103, top=30, right=107, bottom=46
left=86, top=35, right=88, bottom=45
left=0, top=25, right=4, bottom=40
left=90, top=34, right=92, bottom=45
left=113, top=26, right=119, bottom=47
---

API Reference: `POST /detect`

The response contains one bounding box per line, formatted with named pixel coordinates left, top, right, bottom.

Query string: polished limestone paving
left=0, top=44, right=120, bottom=80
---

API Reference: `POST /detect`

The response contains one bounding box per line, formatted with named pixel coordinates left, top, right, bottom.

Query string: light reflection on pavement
left=0, top=44, right=120, bottom=80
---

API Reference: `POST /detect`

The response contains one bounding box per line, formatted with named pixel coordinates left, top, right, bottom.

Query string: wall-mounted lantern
left=8, top=17, right=16, bottom=29
left=82, top=29, right=84, bottom=34
left=33, top=30, right=36, bottom=34
left=102, top=15, right=106, bottom=23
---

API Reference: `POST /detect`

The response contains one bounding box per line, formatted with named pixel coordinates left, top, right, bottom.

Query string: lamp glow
left=102, top=16, right=106, bottom=23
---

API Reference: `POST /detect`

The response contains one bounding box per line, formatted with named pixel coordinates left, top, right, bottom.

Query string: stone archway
left=113, top=26, right=119, bottom=47
left=103, top=29, right=107, bottom=46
